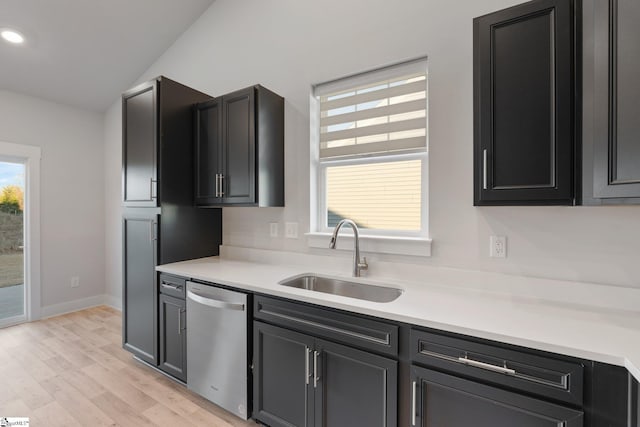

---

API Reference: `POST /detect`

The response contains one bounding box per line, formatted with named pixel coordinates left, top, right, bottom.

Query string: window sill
left=305, top=232, right=432, bottom=257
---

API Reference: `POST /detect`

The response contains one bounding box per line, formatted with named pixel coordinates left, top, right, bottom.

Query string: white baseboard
left=103, top=294, right=122, bottom=311
left=40, top=294, right=119, bottom=318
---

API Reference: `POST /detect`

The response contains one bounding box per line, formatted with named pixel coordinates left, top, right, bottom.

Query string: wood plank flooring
left=0, top=306, right=259, bottom=426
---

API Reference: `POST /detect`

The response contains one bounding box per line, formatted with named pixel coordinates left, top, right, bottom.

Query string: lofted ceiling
left=0, top=0, right=214, bottom=112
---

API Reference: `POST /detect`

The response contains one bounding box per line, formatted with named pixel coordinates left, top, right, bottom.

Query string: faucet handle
left=358, top=257, right=368, bottom=270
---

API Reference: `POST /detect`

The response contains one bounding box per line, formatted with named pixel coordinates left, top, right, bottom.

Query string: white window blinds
left=315, top=59, right=428, bottom=159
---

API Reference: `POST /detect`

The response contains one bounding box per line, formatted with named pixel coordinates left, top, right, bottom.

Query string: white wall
left=104, top=0, right=640, bottom=290
left=104, top=102, right=122, bottom=306
left=0, top=90, right=106, bottom=310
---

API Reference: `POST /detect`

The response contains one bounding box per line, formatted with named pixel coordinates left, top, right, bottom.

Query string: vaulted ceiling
left=0, top=0, right=214, bottom=111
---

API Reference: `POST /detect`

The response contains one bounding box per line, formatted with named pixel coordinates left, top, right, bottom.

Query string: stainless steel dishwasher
left=186, top=281, right=248, bottom=419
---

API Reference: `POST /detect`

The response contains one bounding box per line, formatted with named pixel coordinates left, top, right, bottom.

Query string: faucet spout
left=329, top=219, right=368, bottom=277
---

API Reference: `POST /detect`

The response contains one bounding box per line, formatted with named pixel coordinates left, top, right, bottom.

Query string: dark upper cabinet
left=123, top=76, right=212, bottom=208
left=474, top=0, right=578, bottom=205
left=410, top=366, right=583, bottom=427
left=158, top=293, right=186, bottom=382
left=122, top=210, right=158, bottom=365
left=583, top=0, right=640, bottom=203
left=195, top=85, right=284, bottom=207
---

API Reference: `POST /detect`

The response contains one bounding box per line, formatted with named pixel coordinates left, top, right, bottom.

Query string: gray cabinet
left=123, top=81, right=157, bottom=207
left=158, top=282, right=186, bottom=382
left=410, top=366, right=583, bottom=427
left=122, top=211, right=158, bottom=364
left=253, top=322, right=397, bottom=427
left=253, top=295, right=398, bottom=427
left=195, top=85, right=284, bottom=207
left=473, top=0, right=577, bottom=206
left=583, top=0, right=640, bottom=203
left=253, top=322, right=314, bottom=427
left=121, top=77, right=222, bottom=370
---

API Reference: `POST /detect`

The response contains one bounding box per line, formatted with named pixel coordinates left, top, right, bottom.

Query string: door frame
left=0, top=141, right=41, bottom=327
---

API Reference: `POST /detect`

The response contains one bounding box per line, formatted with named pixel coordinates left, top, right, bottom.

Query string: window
left=310, top=59, right=429, bottom=252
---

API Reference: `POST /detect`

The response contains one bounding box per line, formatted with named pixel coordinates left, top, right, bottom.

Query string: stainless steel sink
left=279, top=274, right=403, bottom=303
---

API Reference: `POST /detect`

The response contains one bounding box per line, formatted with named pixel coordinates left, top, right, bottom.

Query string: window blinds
left=315, top=59, right=428, bottom=159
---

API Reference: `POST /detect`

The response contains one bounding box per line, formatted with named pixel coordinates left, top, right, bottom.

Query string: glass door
left=0, top=160, right=25, bottom=325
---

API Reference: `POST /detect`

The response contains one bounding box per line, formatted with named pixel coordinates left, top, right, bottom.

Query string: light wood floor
left=0, top=306, right=260, bottom=426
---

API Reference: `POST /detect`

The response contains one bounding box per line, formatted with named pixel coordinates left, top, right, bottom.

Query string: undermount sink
left=279, top=274, right=403, bottom=303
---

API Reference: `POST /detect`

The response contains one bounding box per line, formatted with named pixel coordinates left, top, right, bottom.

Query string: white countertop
left=157, top=249, right=640, bottom=382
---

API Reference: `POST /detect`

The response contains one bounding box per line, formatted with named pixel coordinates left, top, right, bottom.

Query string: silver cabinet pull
left=305, top=346, right=310, bottom=385
left=313, top=350, right=320, bottom=388
left=178, top=308, right=182, bottom=335
left=161, top=282, right=181, bottom=291
left=150, top=178, right=157, bottom=199
left=458, top=356, right=516, bottom=375
left=219, top=174, right=224, bottom=197
left=149, top=221, right=157, bottom=242
left=214, top=173, right=220, bottom=198
left=482, top=149, right=488, bottom=190
left=411, top=380, right=417, bottom=426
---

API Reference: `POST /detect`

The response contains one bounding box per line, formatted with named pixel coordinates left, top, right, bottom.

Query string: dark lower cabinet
left=158, top=294, right=186, bottom=382
left=314, top=339, right=397, bottom=427
left=253, top=322, right=314, bottom=427
left=253, top=321, right=397, bottom=427
left=122, top=211, right=158, bottom=365
left=410, top=366, right=583, bottom=427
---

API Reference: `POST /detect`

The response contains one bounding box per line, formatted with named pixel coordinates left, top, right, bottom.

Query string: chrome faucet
left=329, top=219, right=368, bottom=277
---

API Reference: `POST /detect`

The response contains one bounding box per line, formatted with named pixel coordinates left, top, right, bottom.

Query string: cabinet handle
left=313, top=350, right=320, bottom=388
left=457, top=356, right=516, bottom=375
left=305, top=346, right=310, bottom=385
left=482, top=149, right=488, bottom=190
left=411, top=380, right=417, bottom=426
left=161, top=282, right=181, bottom=291
left=219, top=174, right=224, bottom=197
left=150, top=178, right=157, bottom=199
left=177, top=308, right=182, bottom=335
left=149, top=221, right=157, bottom=242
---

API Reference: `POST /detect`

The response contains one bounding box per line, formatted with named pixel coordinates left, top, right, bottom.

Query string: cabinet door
left=592, top=0, right=640, bottom=199
left=253, top=322, right=314, bottom=427
left=195, top=98, right=223, bottom=205
left=221, top=87, right=256, bottom=204
left=315, top=339, right=397, bottom=427
left=122, top=211, right=158, bottom=364
left=158, top=294, right=186, bottom=382
left=410, top=366, right=583, bottom=427
left=474, top=0, right=575, bottom=205
left=123, top=81, right=158, bottom=207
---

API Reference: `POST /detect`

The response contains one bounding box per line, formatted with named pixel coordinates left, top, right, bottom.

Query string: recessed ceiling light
left=1, top=29, right=25, bottom=44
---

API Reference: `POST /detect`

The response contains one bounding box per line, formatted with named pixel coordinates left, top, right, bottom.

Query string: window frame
left=309, top=58, right=431, bottom=253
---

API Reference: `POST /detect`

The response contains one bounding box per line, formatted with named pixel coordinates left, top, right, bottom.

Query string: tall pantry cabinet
left=122, top=76, right=222, bottom=366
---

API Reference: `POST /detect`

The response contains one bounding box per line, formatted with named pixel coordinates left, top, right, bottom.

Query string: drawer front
left=411, top=328, right=584, bottom=406
left=254, top=295, right=398, bottom=357
left=158, top=274, right=186, bottom=299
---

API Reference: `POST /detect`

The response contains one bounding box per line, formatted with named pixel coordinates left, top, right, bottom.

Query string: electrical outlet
left=269, top=222, right=279, bottom=237
left=285, top=222, right=298, bottom=239
left=71, top=276, right=80, bottom=288
left=489, top=236, right=507, bottom=258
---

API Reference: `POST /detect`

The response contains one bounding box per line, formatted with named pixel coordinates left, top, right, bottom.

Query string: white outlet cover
left=269, top=222, right=279, bottom=237
left=285, top=222, right=298, bottom=239
left=71, top=276, right=80, bottom=288
left=489, top=235, right=507, bottom=258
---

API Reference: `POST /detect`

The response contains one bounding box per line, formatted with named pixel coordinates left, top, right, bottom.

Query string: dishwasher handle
left=186, top=289, right=245, bottom=311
